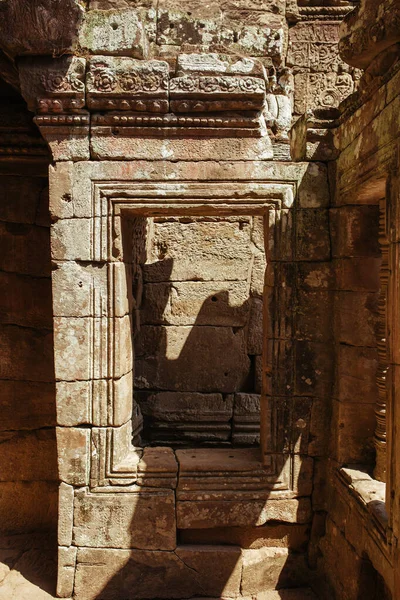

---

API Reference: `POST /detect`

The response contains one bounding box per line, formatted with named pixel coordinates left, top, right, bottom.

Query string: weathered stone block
left=241, top=547, right=309, bottom=594
left=141, top=280, right=250, bottom=326
left=330, top=206, right=380, bottom=258
left=52, top=261, right=108, bottom=317
left=80, top=10, right=148, bottom=57
left=250, top=251, right=267, bottom=296
left=73, top=489, right=176, bottom=550
left=0, top=222, right=51, bottom=277
left=179, top=522, right=309, bottom=551
left=56, top=427, right=90, bottom=486
left=0, top=176, right=45, bottom=224
left=223, top=19, right=285, bottom=59
left=293, top=455, right=314, bottom=497
left=176, top=546, right=242, bottom=597
left=0, top=429, right=57, bottom=482
left=296, top=209, right=331, bottom=262
left=220, top=0, right=285, bottom=13
left=298, top=262, right=335, bottom=290
left=247, top=298, right=263, bottom=355
left=57, top=546, right=77, bottom=598
left=0, top=546, right=58, bottom=600
left=309, top=398, right=330, bottom=458
left=138, top=391, right=233, bottom=442
left=176, top=498, right=312, bottom=528
left=0, top=482, right=57, bottom=535
left=0, top=325, right=54, bottom=382
left=157, top=4, right=222, bottom=47
left=137, top=447, right=178, bottom=488
left=269, top=209, right=294, bottom=262
left=74, top=546, right=242, bottom=600
left=294, top=341, right=333, bottom=397
left=334, top=291, right=379, bottom=347
left=54, top=317, right=95, bottom=381
left=58, top=482, right=74, bottom=547
left=335, top=345, right=378, bottom=404
left=332, top=400, right=376, bottom=464
left=144, top=220, right=253, bottom=283
left=295, top=291, right=333, bottom=342
left=267, top=340, right=295, bottom=397
left=135, top=325, right=250, bottom=393
left=291, top=397, right=312, bottom=455
left=335, top=257, right=380, bottom=292
left=0, top=381, right=55, bottom=430
left=176, top=52, right=265, bottom=77
left=0, top=271, right=52, bottom=329
left=113, top=372, right=134, bottom=426
left=298, top=163, right=330, bottom=208
left=0, top=0, right=84, bottom=57
left=91, top=135, right=274, bottom=162
left=56, top=381, right=92, bottom=426
left=51, top=218, right=92, bottom=261
left=114, top=315, right=134, bottom=378
left=232, top=393, right=260, bottom=445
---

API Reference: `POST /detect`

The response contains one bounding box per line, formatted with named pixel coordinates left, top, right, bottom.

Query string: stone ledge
left=337, top=466, right=388, bottom=533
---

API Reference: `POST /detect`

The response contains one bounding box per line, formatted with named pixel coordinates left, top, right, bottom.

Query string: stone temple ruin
left=0, top=0, right=400, bottom=598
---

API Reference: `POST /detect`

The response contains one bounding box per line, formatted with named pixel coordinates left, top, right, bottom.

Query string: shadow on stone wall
left=0, top=175, right=59, bottom=595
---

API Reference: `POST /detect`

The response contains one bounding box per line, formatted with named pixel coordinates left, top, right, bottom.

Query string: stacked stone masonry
left=0, top=1, right=399, bottom=600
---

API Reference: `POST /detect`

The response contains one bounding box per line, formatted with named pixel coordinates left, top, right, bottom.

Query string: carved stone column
left=374, top=197, right=390, bottom=482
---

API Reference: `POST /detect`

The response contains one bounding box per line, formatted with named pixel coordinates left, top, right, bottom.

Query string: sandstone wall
left=314, top=33, right=400, bottom=600
left=0, top=173, right=58, bottom=537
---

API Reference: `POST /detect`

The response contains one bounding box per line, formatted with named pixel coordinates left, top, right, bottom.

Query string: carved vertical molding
left=374, top=196, right=389, bottom=482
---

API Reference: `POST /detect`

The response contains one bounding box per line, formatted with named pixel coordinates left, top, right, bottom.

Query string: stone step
left=193, top=592, right=318, bottom=600
left=191, top=592, right=318, bottom=600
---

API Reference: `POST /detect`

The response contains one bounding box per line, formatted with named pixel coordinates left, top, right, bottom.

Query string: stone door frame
left=51, top=161, right=303, bottom=494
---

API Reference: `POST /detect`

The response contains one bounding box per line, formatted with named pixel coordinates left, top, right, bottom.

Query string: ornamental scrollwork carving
left=87, top=57, right=170, bottom=97
left=170, top=76, right=266, bottom=97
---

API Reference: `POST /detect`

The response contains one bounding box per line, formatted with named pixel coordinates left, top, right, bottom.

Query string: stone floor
left=0, top=534, right=57, bottom=600
left=0, top=535, right=318, bottom=600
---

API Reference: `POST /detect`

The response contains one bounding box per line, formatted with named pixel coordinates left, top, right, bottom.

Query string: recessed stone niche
left=132, top=215, right=266, bottom=447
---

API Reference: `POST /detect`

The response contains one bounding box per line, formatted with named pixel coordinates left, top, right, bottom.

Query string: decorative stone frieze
left=14, top=52, right=276, bottom=148
left=87, top=56, right=169, bottom=113
left=170, top=75, right=266, bottom=112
